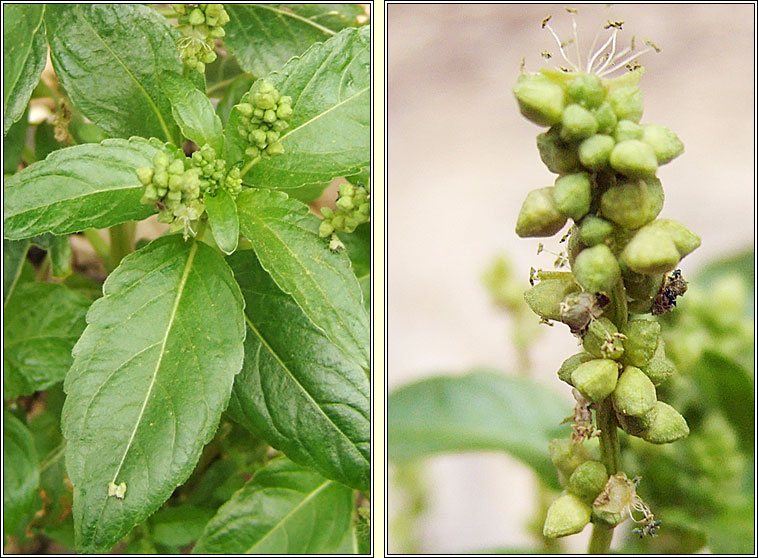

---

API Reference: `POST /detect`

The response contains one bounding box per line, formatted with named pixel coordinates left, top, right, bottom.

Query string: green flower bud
left=168, top=174, right=186, bottom=191
left=620, top=318, right=661, bottom=367
left=154, top=152, right=170, bottom=168
left=336, top=196, right=354, bottom=211
left=612, top=365, right=657, bottom=417
left=567, top=461, right=609, bottom=504
left=579, top=216, right=613, bottom=247
left=196, top=61, right=205, bottom=73
left=567, top=224, right=585, bottom=267
left=537, top=127, right=581, bottom=174
left=641, top=401, right=689, bottom=444
left=167, top=190, right=182, bottom=202
left=573, top=244, right=620, bottom=294
left=201, top=50, right=217, bottom=64
left=543, top=494, right=592, bottom=538
left=641, top=339, right=676, bottom=386
left=524, top=273, right=580, bottom=321
left=263, top=109, right=277, bottom=123
left=560, top=104, right=599, bottom=142
left=266, top=130, right=280, bottom=144
left=600, top=176, right=663, bottom=230
left=622, top=226, right=680, bottom=275
left=609, top=140, right=658, bottom=178
left=583, top=318, right=624, bottom=360
left=549, top=438, right=591, bottom=480
left=571, top=358, right=619, bottom=402
left=553, top=173, right=591, bottom=221
left=613, top=119, right=643, bottom=142
left=168, top=159, right=185, bottom=175
left=188, top=8, right=205, bottom=25
left=641, top=124, right=684, bottom=164
left=154, top=170, right=168, bottom=188
left=593, top=102, right=618, bottom=135
left=646, top=219, right=701, bottom=258
left=245, top=146, right=261, bottom=158
left=136, top=166, right=154, bottom=186
left=566, top=74, right=606, bottom=109
left=578, top=134, right=615, bottom=171
left=277, top=103, right=293, bottom=119
left=608, top=86, right=643, bottom=122
left=157, top=209, right=174, bottom=224
left=319, top=220, right=335, bottom=238
left=557, top=352, right=595, bottom=385
left=267, top=141, right=285, bottom=156
left=515, top=187, right=568, bottom=238
left=513, top=73, right=566, bottom=126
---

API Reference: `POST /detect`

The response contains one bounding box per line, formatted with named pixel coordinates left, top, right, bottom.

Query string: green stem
left=588, top=397, right=621, bottom=554
left=206, top=76, right=237, bottom=96
left=36, top=254, right=51, bottom=281
left=588, top=523, right=614, bottom=554
left=108, top=222, right=136, bottom=271
left=83, top=229, right=110, bottom=264
left=240, top=155, right=261, bottom=178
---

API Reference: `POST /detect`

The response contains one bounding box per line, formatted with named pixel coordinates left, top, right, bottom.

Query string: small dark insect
left=651, top=269, right=688, bottom=315
left=155, top=201, right=166, bottom=211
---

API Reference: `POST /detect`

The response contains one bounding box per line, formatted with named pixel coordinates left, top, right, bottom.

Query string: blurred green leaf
left=149, top=505, right=215, bottom=548
left=388, top=370, right=571, bottom=489
left=701, top=498, right=754, bottom=554
left=3, top=411, right=40, bottom=538
left=693, top=248, right=754, bottom=316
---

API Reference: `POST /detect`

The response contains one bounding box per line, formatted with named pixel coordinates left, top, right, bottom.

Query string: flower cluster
left=235, top=79, right=293, bottom=160
left=190, top=144, right=242, bottom=197
left=513, top=11, right=701, bottom=540
left=319, top=181, right=370, bottom=251
left=174, top=4, right=230, bottom=73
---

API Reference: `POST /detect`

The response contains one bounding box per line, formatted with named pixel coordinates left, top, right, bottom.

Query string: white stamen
left=587, top=29, right=616, bottom=73
left=570, top=10, right=582, bottom=69
left=599, top=46, right=654, bottom=77
left=544, top=22, right=579, bottom=71
left=595, top=29, right=619, bottom=74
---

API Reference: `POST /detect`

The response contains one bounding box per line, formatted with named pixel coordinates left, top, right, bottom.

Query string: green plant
left=4, top=4, right=369, bottom=554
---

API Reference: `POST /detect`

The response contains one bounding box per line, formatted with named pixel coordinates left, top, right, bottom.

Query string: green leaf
left=149, top=505, right=215, bottom=547
left=34, top=122, right=61, bottom=162
left=62, top=235, right=246, bottom=552
left=228, top=26, right=370, bottom=198
left=694, top=248, right=754, bottom=317
left=44, top=4, right=181, bottom=142
left=3, top=239, right=30, bottom=304
left=337, top=222, right=370, bottom=311
left=701, top=499, right=754, bottom=554
left=216, top=73, right=255, bottom=126
left=692, top=350, right=754, bottom=452
left=206, top=190, right=239, bottom=255
left=4, top=282, right=90, bottom=399
left=226, top=250, right=370, bottom=492
left=3, top=411, right=40, bottom=538
left=388, top=370, right=572, bottom=489
left=31, top=233, right=72, bottom=278
left=3, top=138, right=167, bottom=240
left=160, top=72, right=224, bottom=154
left=224, top=4, right=364, bottom=78
left=193, top=457, right=353, bottom=554
left=4, top=107, right=28, bottom=173
left=3, top=4, right=47, bottom=135
left=237, top=188, right=369, bottom=370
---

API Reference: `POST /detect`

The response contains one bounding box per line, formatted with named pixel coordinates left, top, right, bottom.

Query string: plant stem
left=108, top=222, right=136, bottom=271
left=588, top=397, right=621, bottom=553
left=240, top=155, right=261, bottom=178
left=588, top=523, right=614, bottom=554
left=206, top=76, right=237, bottom=96
left=83, top=229, right=110, bottom=263
left=36, top=254, right=51, bottom=281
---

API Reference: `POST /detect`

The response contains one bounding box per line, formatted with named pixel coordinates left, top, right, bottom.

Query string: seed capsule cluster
left=235, top=79, right=293, bottom=159
left=174, top=4, right=229, bottom=73
left=137, top=144, right=242, bottom=236
left=319, top=181, right=371, bottom=238
left=514, top=33, right=700, bottom=540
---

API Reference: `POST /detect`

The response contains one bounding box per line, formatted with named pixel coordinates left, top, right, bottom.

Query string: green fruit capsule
left=622, top=226, right=681, bottom=275
left=543, top=494, right=592, bottom=538
left=523, top=272, right=579, bottom=321
left=276, top=103, right=293, bottom=119
left=642, top=339, right=676, bottom=385
left=263, top=109, right=277, bottom=123
left=560, top=104, right=599, bottom=142
left=168, top=159, right=185, bottom=175
left=319, top=220, right=334, bottom=238
left=641, top=125, right=684, bottom=164
left=549, top=438, right=592, bottom=481
left=620, top=318, right=661, bottom=367
left=188, top=8, right=205, bottom=25
left=578, top=134, right=615, bottom=171
left=609, top=140, right=658, bottom=178
left=646, top=219, right=701, bottom=258
left=607, top=86, right=643, bottom=122
left=641, top=401, right=689, bottom=444
left=593, top=102, right=618, bottom=135
left=515, top=187, right=567, bottom=238
left=154, top=170, right=168, bottom=188
left=537, top=127, right=581, bottom=174
left=583, top=318, right=624, bottom=360
left=136, top=166, right=154, bottom=186
left=513, top=73, right=567, bottom=126
left=579, top=216, right=613, bottom=247
left=567, top=461, right=609, bottom=504
left=557, top=352, right=595, bottom=385
left=571, top=358, right=618, bottom=402
left=612, top=366, right=657, bottom=417
left=613, top=120, right=643, bottom=142
left=600, top=176, right=663, bottom=230
left=553, top=172, right=592, bottom=220
left=267, top=142, right=285, bottom=156
left=153, top=152, right=170, bottom=168
left=573, top=244, right=620, bottom=294
left=566, top=73, right=607, bottom=109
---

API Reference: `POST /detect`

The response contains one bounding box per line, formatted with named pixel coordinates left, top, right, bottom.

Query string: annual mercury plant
left=513, top=10, right=700, bottom=552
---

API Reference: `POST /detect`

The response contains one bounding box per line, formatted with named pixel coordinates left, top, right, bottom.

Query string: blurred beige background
left=387, top=3, right=755, bottom=554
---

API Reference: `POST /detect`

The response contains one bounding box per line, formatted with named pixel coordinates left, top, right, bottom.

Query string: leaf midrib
left=4, top=6, right=45, bottom=110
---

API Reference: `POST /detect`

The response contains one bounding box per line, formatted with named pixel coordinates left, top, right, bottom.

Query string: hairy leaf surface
left=224, top=4, right=364, bottom=78
left=388, top=370, right=572, bottom=489
left=160, top=72, right=224, bottom=154
left=227, top=26, right=370, bottom=199
left=3, top=4, right=47, bottom=135
left=205, top=189, right=239, bottom=255
left=3, top=411, right=40, bottom=538
left=227, top=250, right=370, bottom=492
left=44, top=4, right=181, bottom=142
left=237, top=188, right=369, bottom=370
left=62, top=235, right=245, bottom=552
left=193, top=457, right=352, bottom=554
left=3, top=138, right=165, bottom=239
left=4, top=282, right=90, bottom=399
